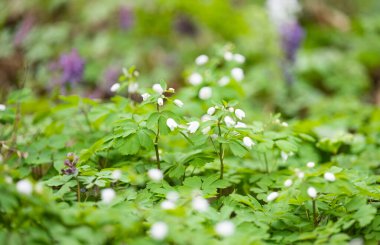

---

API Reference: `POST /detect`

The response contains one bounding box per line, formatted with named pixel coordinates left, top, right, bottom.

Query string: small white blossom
left=235, top=122, right=247, bottom=128
left=157, top=98, right=164, bottom=106
left=150, top=222, right=168, bottom=241
left=198, top=87, right=212, bottom=100
left=112, top=169, right=122, bottom=180
left=231, top=68, right=244, bottom=82
left=211, top=134, right=218, bottom=140
left=141, top=93, right=150, bottom=101
left=202, top=126, right=211, bottom=134
left=224, top=116, right=236, bottom=127
left=267, top=0, right=301, bottom=27
left=192, top=196, right=209, bottom=212
left=152, top=84, right=164, bottom=94
left=128, top=82, right=139, bottom=93
left=187, top=121, right=200, bottom=134
left=297, top=171, right=305, bottom=179
left=110, top=83, right=120, bottom=92
left=201, top=114, right=212, bottom=122
left=101, top=188, right=116, bottom=204
left=307, top=187, right=317, bottom=199
left=234, top=53, right=245, bottom=63
left=281, top=122, right=289, bottom=127
left=166, top=191, right=179, bottom=202
left=218, top=76, right=230, bottom=86
left=281, top=151, right=289, bottom=161
left=161, top=200, right=176, bottom=210
left=195, top=54, right=209, bottom=65
left=215, top=221, right=235, bottom=237
left=306, top=162, right=315, bottom=168
left=235, top=109, right=245, bottom=120
left=188, top=73, right=203, bottom=86
left=267, top=192, right=279, bottom=202
left=207, top=107, right=216, bottom=115
left=173, top=99, right=184, bottom=108
left=148, top=168, right=163, bottom=182
left=16, top=179, right=33, bottom=195
left=324, top=172, right=336, bottom=182
left=224, top=51, right=234, bottom=61
left=168, top=87, right=175, bottom=93
left=5, top=176, right=13, bottom=184
left=228, top=107, right=235, bottom=113
left=243, top=137, right=255, bottom=149
left=166, top=118, right=178, bottom=131
left=284, top=179, right=293, bottom=187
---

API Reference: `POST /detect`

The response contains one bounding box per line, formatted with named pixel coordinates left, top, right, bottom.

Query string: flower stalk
left=154, top=104, right=161, bottom=169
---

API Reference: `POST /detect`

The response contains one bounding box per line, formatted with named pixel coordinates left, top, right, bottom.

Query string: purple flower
left=119, top=6, right=134, bottom=30
left=280, top=21, right=304, bottom=62
left=61, top=153, right=78, bottom=175
left=58, top=49, right=85, bottom=85
left=13, top=14, right=35, bottom=47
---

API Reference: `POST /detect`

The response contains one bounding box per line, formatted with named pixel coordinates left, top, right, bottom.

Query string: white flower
left=297, top=171, right=305, bottom=179
left=173, top=99, right=184, bottom=108
left=235, top=109, right=245, bottom=120
left=218, top=76, right=230, bottom=86
left=228, top=107, right=234, bottom=113
left=141, top=93, right=150, bottom=101
left=201, top=114, right=212, bottom=122
left=166, top=118, right=178, bottom=131
left=16, top=179, right=33, bottom=195
left=267, top=192, right=279, bottom=202
left=128, top=82, right=139, bottom=93
left=168, top=87, right=175, bottom=93
left=187, top=121, right=200, bottom=133
left=5, top=176, right=13, bottom=184
left=234, top=53, right=245, bottom=63
left=284, top=179, right=293, bottom=187
left=157, top=98, right=164, bottom=106
left=35, top=182, right=44, bottom=194
left=307, top=187, right=317, bottom=199
left=101, top=188, right=116, bottom=204
left=215, top=221, right=235, bottom=237
left=207, top=107, right=216, bottom=115
left=224, top=51, right=233, bottom=61
left=202, top=126, right=211, bottom=135
left=166, top=191, right=179, bottom=202
left=235, top=122, right=247, bottom=128
left=211, top=134, right=218, bottom=140
left=195, top=54, right=209, bottom=65
left=152, top=84, right=164, bottom=94
left=0, top=104, right=6, bottom=111
left=243, top=137, right=255, bottom=149
left=224, top=116, right=236, bottom=127
left=267, top=0, right=301, bottom=27
left=192, top=196, right=209, bottom=212
left=324, top=172, right=336, bottom=182
left=306, top=162, right=315, bottom=168
left=150, top=222, right=168, bottom=241
left=112, top=169, right=122, bottom=180
left=198, top=87, right=212, bottom=100
left=110, top=83, right=120, bottom=92
left=148, top=168, right=163, bottom=182
left=231, top=68, right=244, bottom=82
left=161, top=200, right=176, bottom=210
left=188, top=73, right=203, bottom=86
left=281, top=122, right=289, bottom=127
left=281, top=151, right=289, bottom=161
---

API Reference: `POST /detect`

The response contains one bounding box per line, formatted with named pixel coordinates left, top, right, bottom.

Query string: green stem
left=312, top=199, right=318, bottom=227
left=154, top=104, right=161, bottom=169
left=217, top=119, right=224, bottom=180
left=76, top=177, right=81, bottom=202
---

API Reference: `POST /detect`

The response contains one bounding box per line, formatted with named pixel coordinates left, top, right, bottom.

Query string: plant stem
left=76, top=177, right=81, bottom=202
left=312, top=199, right=317, bottom=227
left=154, top=104, right=161, bottom=169
left=217, top=119, right=224, bottom=180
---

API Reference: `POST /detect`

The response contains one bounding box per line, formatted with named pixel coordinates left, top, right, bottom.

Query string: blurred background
left=1, top=0, right=380, bottom=116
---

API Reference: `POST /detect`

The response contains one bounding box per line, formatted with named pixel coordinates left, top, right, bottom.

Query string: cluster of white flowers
left=161, top=191, right=180, bottom=210
left=224, top=51, right=246, bottom=64
left=101, top=188, right=116, bottom=204
left=224, top=116, right=236, bottom=127
left=150, top=221, right=168, bottom=240
left=195, top=54, right=209, bottom=65
left=215, top=220, right=235, bottom=237
left=148, top=168, right=163, bottom=182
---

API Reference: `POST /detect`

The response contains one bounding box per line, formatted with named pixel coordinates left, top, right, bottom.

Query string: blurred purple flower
left=119, top=6, right=134, bottom=30
left=58, top=49, right=85, bottom=85
left=280, top=21, right=304, bottom=62
left=174, top=16, right=198, bottom=36
left=61, top=153, right=78, bottom=175
left=13, top=14, right=35, bottom=47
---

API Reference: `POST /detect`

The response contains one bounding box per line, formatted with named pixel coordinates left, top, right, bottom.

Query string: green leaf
left=229, top=140, right=248, bottom=157
left=275, top=140, right=298, bottom=152
left=137, top=130, right=154, bottom=150
left=353, top=205, right=377, bottom=227
left=117, top=133, right=140, bottom=155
